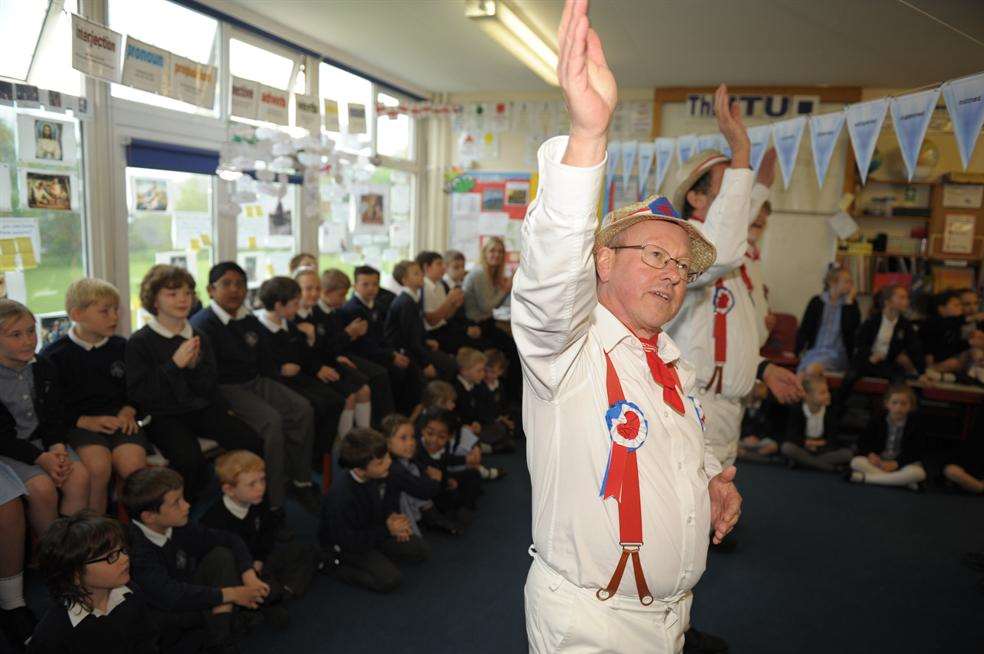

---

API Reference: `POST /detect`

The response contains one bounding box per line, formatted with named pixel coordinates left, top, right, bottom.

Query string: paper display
left=809, top=112, right=845, bottom=187
left=653, top=138, right=675, bottom=193
left=636, top=142, right=655, bottom=200
left=72, top=14, right=123, bottom=82
left=0, top=165, right=10, bottom=211
left=388, top=222, right=411, bottom=248
left=828, top=211, right=859, bottom=240
left=169, top=56, right=216, bottom=109
left=620, top=141, right=638, bottom=194
left=323, top=99, right=340, bottom=131
left=122, top=37, right=169, bottom=96
left=21, top=170, right=74, bottom=211
left=295, top=94, right=321, bottom=134
left=772, top=116, right=806, bottom=189
left=504, top=181, right=529, bottom=206
left=942, top=184, right=984, bottom=209
left=942, top=214, right=976, bottom=254
left=14, top=85, right=40, bottom=109
left=0, top=218, right=42, bottom=268
left=845, top=98, right=888, bottom=184
left=45, top=91, right=64, bottom=112
left=319, top=221, right=345, bottom=253
left=230, top=77, right=259, bottom=119
left=889, top=88, right=940, bottom=181
left=747, top=125, right=773, bottom=172
left=677, top=134, right=697, bottom=165
left=478, top=212, right=509, bottom=236
left=171, top=213, right=212, bottom=249
left=941, top=72, right=984, bottom=171
left=348, top=103, right=367, bottom=134
left=16, top=115, right=78, bottom=165
left=257, top=85, right=288, bottom=125
left=390, top=184, right=411, bottom=214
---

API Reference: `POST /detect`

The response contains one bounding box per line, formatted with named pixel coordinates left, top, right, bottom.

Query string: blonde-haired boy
left=202, top=450, right=319, bottom=608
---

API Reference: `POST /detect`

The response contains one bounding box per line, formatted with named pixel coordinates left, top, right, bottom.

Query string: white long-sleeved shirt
left=512, top=136, right=721, bottom=601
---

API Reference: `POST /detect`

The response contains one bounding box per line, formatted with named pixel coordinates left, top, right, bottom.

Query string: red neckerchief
left=637, top=333, right=685, bottom=415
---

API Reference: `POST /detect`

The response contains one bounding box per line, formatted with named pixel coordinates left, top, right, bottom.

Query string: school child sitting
left=287, top=252, right=317, bottom=274
left=30, top=511, right=159, bottom=654
left=123, top=467, right=268, bottom=654
left=452, top=348, right=514, bottom=454
left=42, top=278, right=148, bottom=514
left=419, top=381, right=504, bottom=481
left=482, top=348, right=521, bottom=440
left=922, top=291, right=973, bottom=373
left=796, top=266, right=860, bottom=373
left=414, top=408, right=482, bottom=521
left=201, top=451, right=318, bottom=624
left=848, top=384, right=926, bottom=490
left=190, top=262, right=318, bottom=515
left=737, top=380, right=780, bottom=462
left=780, top=375, right=853, bottom=472
left=319, top=428, right=429, bottom=593
left=0, top=463, right=32, bottom=651
left=126, top=265, right=262, bottom=501
left=416, top=251, right=466, bottom=354
left=384, top=260, right=457, bottom=381
left=381, top=414, right=460, bottom=536
left=0, top=299, right=91, bottom=537
left=942, top=437, right=984, bottom=494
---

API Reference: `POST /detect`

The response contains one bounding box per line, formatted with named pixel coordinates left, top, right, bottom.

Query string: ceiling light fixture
left=465, top=0, right=559, bottom=86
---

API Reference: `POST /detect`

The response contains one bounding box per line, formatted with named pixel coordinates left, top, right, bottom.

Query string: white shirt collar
left=257, top=311, right=287, bottom=334
left=400, top=286, right=420, bottom=302
left=68, top=325, right=108, bottom=351
left=210, top=300, right=249, bottom=325
left=881, top=313, right=899, bottom=327
left=66, top=586, right=131, bottom=628
left=317, top=298, right=334, bottom=314
left=296, top=306, right=312, bottom=319
left=485, top=378, right=499, bottom=392
left=146, top=316, right=193, bottom=340
left=350, top=470, right=366, bottom=483
left=443, top=274, right=461, bottom=289
left=133, top=520, right=172, bottom=547
left=354, top=293, right=374, bottom=309
left=222, top=494, right=250, bottom=520
left=592, top=302, right=681, bottom=363
left=457, top=374, right=475, bottom=391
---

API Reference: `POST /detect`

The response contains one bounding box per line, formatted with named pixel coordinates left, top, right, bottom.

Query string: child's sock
left=849, top=471, right=864, bottom=483
left=0, top=573, right=25, bottom=610
left=292, top=480, right=313, bottom=488
left=338, top=408, right=354, bottom=438
left=479, top=465, right=490, bottom=480
left=354, top=402, right=371, bottom=428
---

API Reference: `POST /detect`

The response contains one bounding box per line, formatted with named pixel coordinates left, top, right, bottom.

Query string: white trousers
left=524, top=554, right=691, bottom=654
left=850, top=457, right=926, bottom=487
left=696, top=390, right=743, bottom=468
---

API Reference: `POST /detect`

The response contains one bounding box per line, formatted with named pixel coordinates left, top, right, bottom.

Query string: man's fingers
left=585, top=27, right=607, bottom=69
left=558, top=0, right=574, bottom=48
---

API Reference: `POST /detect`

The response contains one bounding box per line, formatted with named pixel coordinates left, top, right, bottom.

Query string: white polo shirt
left=422, top=276, right=448, bottom=331
left=512, top=136, right=722, bottom=601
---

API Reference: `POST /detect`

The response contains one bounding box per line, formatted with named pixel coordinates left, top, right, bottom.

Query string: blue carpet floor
left=22, top=447, right=984, bottom=653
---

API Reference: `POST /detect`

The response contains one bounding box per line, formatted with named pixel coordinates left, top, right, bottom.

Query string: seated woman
left=796, top=266, right=860, bottom=373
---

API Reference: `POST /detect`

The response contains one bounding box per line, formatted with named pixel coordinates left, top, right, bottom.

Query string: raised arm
left=510, top=0, right=615, bottom=401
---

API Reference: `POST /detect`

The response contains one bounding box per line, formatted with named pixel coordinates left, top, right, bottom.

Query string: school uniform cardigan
left=852, top=313, right=925, bottom=372
left=382, top=457, right=441, bottom=513
left=855, top=412, right=925, bottom=467
left=782, top=405, right=841, bottom=448
left=319, top=472, right=389, bottom=553
left=383, top=291, right=428, bottom=364
left=200, top=499, right=278, bottom=563
left=294, top=304, right=353, bottom=363
left=125, top=325, right=217, bottom=416
left=189, top=308, right=274, bottom=384
left=0, top=355, right=67, bottom=465
left=796, top=295, right=861, bottom=356
left=340, top=296, right=395, bottom=363
left=127, top=521, right=253, bottom=612
left=41, top=334, right=129, bottom=428
left=920, top=315, right=966, bottom=363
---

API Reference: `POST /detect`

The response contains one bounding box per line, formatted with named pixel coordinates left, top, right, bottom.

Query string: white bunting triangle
left=677, top=134, right=697, bottom=165
left=771, top=116, right=807, bottom=189
left=890, top=88, right=940, bottom=181
left=809, top=111, right=846, bottom=187
left=845, top=98, right=889, bottom=184
left=747, top=125, right=772, bottom=171
left=654, top=138, right=676, bottom=194
left=621, top=141, right=638, bottom=195
left=698, top=133, right=719, bottom=154
left=717, top=134, right=732, bottom=159
left=637, top=142, right=655, bottom=200
left=941, top=72, right=984, bottom=171
left=605, top=141, right=621, bottom=212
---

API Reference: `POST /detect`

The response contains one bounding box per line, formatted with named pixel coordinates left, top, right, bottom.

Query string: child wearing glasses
left=29, top=511, right=159, bottom=654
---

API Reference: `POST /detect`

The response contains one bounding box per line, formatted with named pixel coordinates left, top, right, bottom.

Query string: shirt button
left=663, top=410, right=669, bottom=418
left=687, top=515, right=694, bottom=525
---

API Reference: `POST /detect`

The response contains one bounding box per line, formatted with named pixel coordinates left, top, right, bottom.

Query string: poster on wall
left=22, top=171, right=73, bottom=211
left=14, top=85, right=40, bottom=109
left=169, top=56, right=216, bottom=109
left=71, top=14, right=123, bottom=82
left=268, top=200, right=292, bottom=236
left=358, top=193, right=385, bottom=227
left=323, top=99, right=340, bottom=131
left=449, top=172, right=534, bottom=264
left=942, top=214, right=976, bottom=254
left=133, top=178, right=169, bottom=211
left=230, top=77, right=258, bottom=119
left=45, top=91, right=64, bottom=113
left=348, top=103, right=367, bottom=135
left=0, top=218, right=42, bottom=269
left=257, top=85, right=288, bottom=125
left=16, top=115, right=78, bottom=164
left=122, top=37, right=170, bottom=96
left=171, top=213, right=211, bottom=249
left=295, top=94, right=321, bottom=134
left=505, top=181, right=530, bottom=206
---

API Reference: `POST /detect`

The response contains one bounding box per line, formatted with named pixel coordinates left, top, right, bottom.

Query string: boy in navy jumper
left=42, top=278, right=148, bottom=514
left=201, top=451, right=317, bottom=617
left=319, top=427, right=428, bottom=593
left=189, top=262, right=318, bottom=515
left=126, top=265, right=261, bottom=501
left=30, top=511, right=159, bottom=654
left=123, top=467, right=267, bottom=654
left=414, top=408, right=481, bottom=519
left=384, top=260, right=456, bottom=381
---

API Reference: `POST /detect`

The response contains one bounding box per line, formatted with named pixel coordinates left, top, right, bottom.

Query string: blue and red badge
left=600, top=400, right=649, bottom=504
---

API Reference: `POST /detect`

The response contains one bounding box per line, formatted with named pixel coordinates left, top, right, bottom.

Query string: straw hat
left=669, top=149, right=730, bottom=217
left=595, top=195, right=716, bottom=278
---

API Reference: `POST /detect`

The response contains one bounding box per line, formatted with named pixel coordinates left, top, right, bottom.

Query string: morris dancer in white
left=513, top=2, right=740, bottom=651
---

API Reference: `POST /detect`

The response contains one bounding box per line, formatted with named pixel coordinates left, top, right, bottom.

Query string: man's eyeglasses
left=85, top=547, right=128, bottom=565
left=608, top=243, right=698, bottom=283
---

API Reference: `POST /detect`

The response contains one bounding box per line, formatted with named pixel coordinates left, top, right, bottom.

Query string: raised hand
left=558, top=0, right=616, bottom=166
left=756, top=148, right=777, bottom=187
left=714, top=84, right=750, bottom=169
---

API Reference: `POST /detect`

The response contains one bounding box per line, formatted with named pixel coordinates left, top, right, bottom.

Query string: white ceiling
left=226, top=0, right=984, bottom=94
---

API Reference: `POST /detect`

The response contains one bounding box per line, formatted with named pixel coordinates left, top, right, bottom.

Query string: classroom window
left=124, top=167, right=215, bottom=328
left=235, top=180, right=298, bottom=288
left=0, top=105, right=87, bottom=345
left=109, top=0, right=219, bottom=115
left=0, top=1, right=48, bottom=81
left=319, top=62, right=372, bottom=155
left=376, top=92, right=414, bottom=160
left=229, top=38, right=296, bottom=91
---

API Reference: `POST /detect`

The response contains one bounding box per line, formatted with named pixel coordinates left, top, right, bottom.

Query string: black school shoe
left=420, top=507, right=463, bottom=536
left=683, top=626, right=729, bottom=653
left=0, top=606, right=37, bottom=652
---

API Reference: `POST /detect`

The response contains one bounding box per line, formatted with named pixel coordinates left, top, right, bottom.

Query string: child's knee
left=849, top=456, right=865, bottom=470
left=26, top=475, right=58, bottom=507
left=942, top=463, right=962, bottom=478
left=65, top=461, right=92, bottom=490
left=356, top=385, right=371, bottom=402
left=81, top=448, right=113, bottom=483
left=345, top=394, right=356, bottom=410
left=113, top=446, right=147, bottom=478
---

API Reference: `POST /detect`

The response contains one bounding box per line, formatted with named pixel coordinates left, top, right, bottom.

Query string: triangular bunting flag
left=677, top=134, right=697, bottom=165
left=621, top=141, right=638, bottom=195
left=941, top=72, right=984, bottom=171
left=845, top=98, right=889, bottom=184
left=890, top=88, right=940, bottom=181
left=637, top=142, right=656, bottom=200
left=809, top=111, right=846, bottom=187
left=747, top=125, right=772, bottom=171
left=605, top=141, right=621, bottom=212
left=717, top=134, right=732, bottom=159
left=698, top=133, right=719, bottom=154
left=772, top=116, right=807, bottom=189
left=654, top=138, right=675, bottom=193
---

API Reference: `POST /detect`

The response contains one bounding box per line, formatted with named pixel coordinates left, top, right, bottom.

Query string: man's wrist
left=562, top=134, right=607, bottom=167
